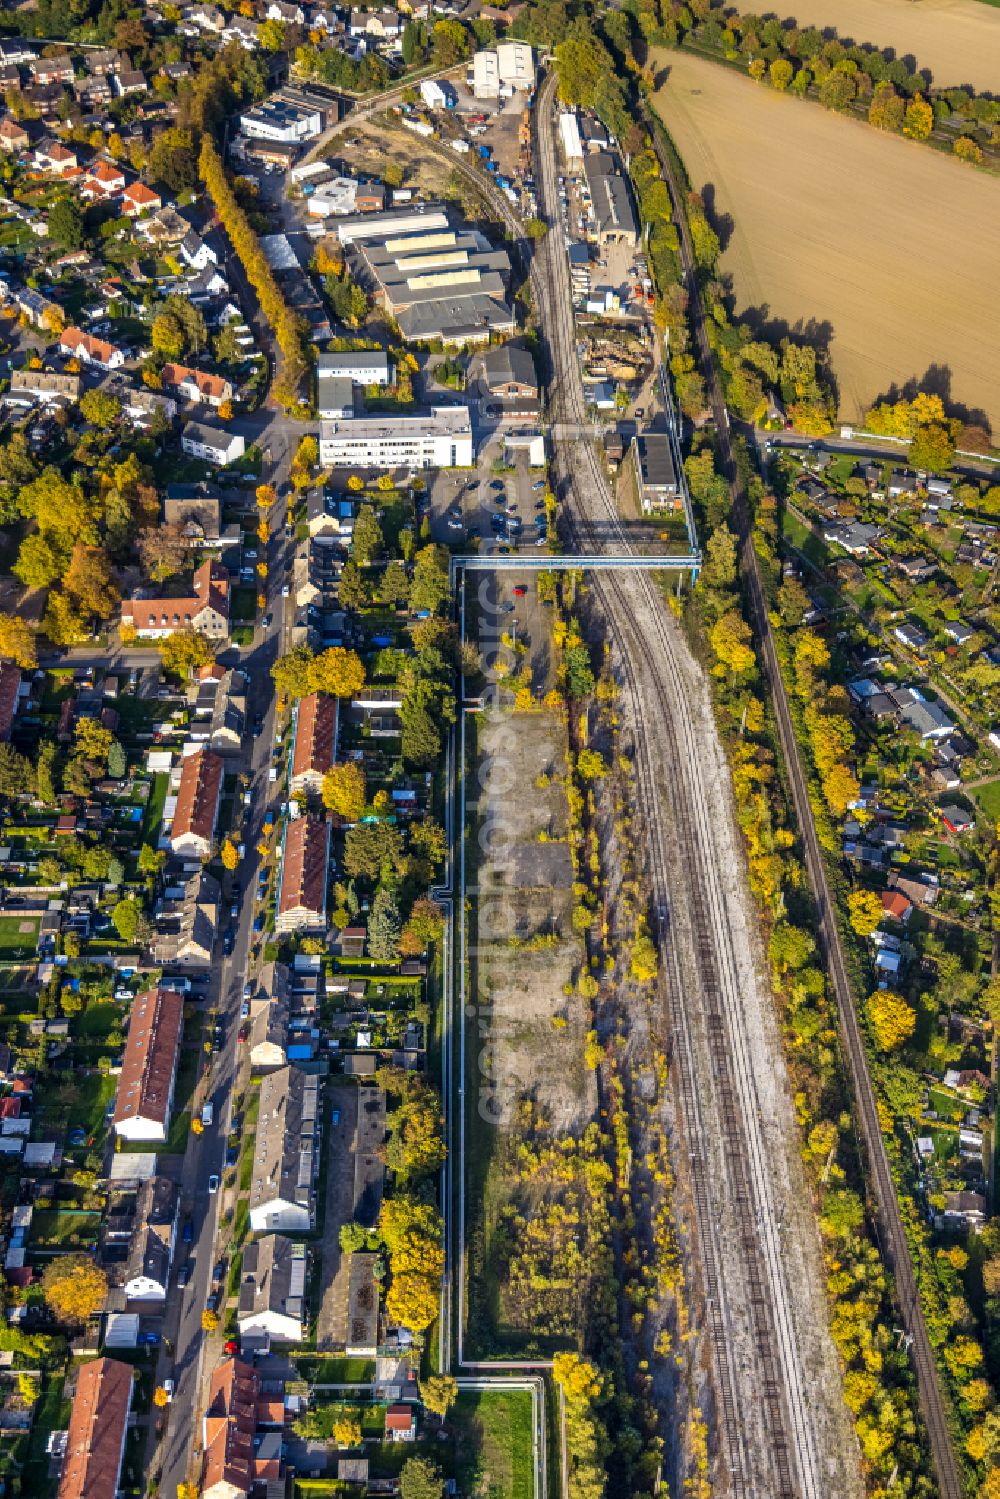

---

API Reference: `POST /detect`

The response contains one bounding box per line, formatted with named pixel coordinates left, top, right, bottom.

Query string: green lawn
left=29, top=1209, right=100, bottom=1249
left=141, top=772, right=169, bottom=846
left=292, top=1357, right=376, bottom=1384
left=975, top=778, right=1000, bottom=821
left=20, top=1378, right=70, bottom=1499
left=35, top=1071, right=116, bottom=1137
left=781, top=508, right=831, bottom=569
left=0, top=916, right=39, bottom=956
left=451, top=1389, right=534, bottom=1499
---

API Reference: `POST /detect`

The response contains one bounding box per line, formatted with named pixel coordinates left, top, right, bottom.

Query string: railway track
left=641, top=102, right=963, bottom=1499
left=529, top=70, right=826, bottom=1497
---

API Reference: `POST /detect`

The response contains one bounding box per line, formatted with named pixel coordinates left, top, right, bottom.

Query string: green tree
left=400, top=1457, right=444, bottom=1499
left=159, top=630, right=214, bottom=679
left=41, top=1256, right=107, bottom=1322
left=322, top=761, right=366, bottom=820
left=910, top=422, right=955, bottom=474
left=106, top=740, right=126, bottom=780
left=703, top=525, right=738, bottom=588
left=409, top=545, right=450, bottom=615
left=430, top=17, right=469, bottom=63
left=847, top=889, right=883, bottom=938
left=112, top=897, right=144, bottom=944
left=343, top=820, right=404, bottom=881
left=48, top=197, right=84, bottom=250
left=79, top=389, right=120, bottom=427
left=36, top=741, right=57, bottom=805
left=419, top=1375, right=457, bottom=1419
left=367, top=886, right=401, bottom=961
left=768, top=58, right=793, bottom=90
left=351, top=504, right=383, bottom=566
left=0, top=745, right=33, bottom=800
left=867, top=989, right=916, bottom=1051
left=903, top=94, right=934, bottom=140
left=271, top=645, right=315, bottom=701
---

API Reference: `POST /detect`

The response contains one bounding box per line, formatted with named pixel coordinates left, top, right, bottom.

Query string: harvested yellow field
left=652, top=50, right=1000, bottom=432
left=776, top=0, right=1000, bottom=93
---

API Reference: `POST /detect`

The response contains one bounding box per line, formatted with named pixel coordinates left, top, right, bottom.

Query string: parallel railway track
left=530, top=69, right=820, bottom=1497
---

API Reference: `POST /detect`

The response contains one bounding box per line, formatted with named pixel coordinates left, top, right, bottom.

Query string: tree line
left=198, top=136, right=310, bottom=408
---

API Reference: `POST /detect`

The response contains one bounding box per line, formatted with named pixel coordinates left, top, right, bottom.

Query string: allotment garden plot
left=464, top=706, right=604, bottom=1356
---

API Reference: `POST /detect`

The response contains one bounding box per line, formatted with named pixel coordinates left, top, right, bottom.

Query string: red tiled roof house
left=57, top=1359, right=133, bottom=1499
left=161, top=363, right=234, bottom=409
left=202, top=1358, right=259, bottom=1499
left=170, top=748, right=224, bottom=860
left=122, top=558, right=230, bottom=640
left=121, top=181, right=161, bottom=217
left=59, top=326, right=125, bottom=370
left=275, top=816, right=330, bottom=934
left=289, top=693, right=338, bottom=795
left=112, top=986, right=184, bottom=1143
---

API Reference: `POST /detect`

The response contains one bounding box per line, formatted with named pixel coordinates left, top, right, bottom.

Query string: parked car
left=208, top=1175, right=219, bottom=1195
left=177, top=1263, right=191, bottom=1289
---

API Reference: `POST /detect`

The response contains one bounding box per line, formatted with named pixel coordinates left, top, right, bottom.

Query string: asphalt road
left=155, top=412, right=296, bottom=1499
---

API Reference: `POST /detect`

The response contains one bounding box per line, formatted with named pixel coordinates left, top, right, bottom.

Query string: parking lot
left=425, top=435, right=546, bottom=555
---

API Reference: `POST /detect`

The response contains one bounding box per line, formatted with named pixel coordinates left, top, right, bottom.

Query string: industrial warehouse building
left=583, top=151, right=638, bottom=248
left=336, top=206, right=514, bottom=344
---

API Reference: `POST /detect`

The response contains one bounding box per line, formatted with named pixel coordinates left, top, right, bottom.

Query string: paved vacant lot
left=653, top=50, right=1000, bottom=430
left=776, top=0, right=1000, bottom=92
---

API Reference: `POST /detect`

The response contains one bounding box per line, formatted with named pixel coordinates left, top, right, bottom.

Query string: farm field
left=652, top=50, right=1000, bottom=431
left=774, top=0, right=1000, bottom=92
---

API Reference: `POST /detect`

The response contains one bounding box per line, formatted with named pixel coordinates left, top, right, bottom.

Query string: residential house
left=881, top=890, right=912, bottom=925
left=888, top=470, right=919, bottom=499
left=122, top=557, right=230, bottom=639
left=113, top=68, right=146, bottom=96
left=0, top=119, right=29, bottom=153
left=275, top=816, right=330, bottom=934
left=942, top=1190, right=987, bottom=1231
left=893, top=622, right=931, bottom=656
left=888, top=871, right=938, bottom=908
left=289, top=693, right=338, bottom=795
left=162, top=364, right=234, bottom=409
left=248, top=1065, right=320, bottom=1234
left=31, top=53, right=73, bottom=84
left=123, top=1176, right=179, bottom=1300
left=57, top=1360, right=133, bottom=1499
left=181, top=420, right=246, bottom=467
left=121, top=182, right=162, bottom=217
left=939, top=803, right=974, bottom=835
left=113, top=986, right=185, bottom=1143
left=9, top=369, right=81, bottom=405
left=152, top=870, right=221, bottom=970
left=822, top=520, right=880, bottom=556
left=209, top=669, right=247, bottom=755
left=248, top=963, right=291, bottom=1072
left=33, top=138, right=78, bottom=176
left=890, top=686, right=954, bottom=742
left=180, top=229, right=221, bottom=270
left=80, top=160, right=127, bottom=203
left=943, top=621, right=974, bottom=647
left=201, top=1359, right=259, bottom=1499
left=385, top=1406, right=416, bottom=1442
left=122, top=386, right=177, bottom=425
left=237, top=1236, right=307, bottom=1344
left=163, top=482, right=222, bottom=543
left=170, top=748, right=224, bottom=859
left=138, top=206, right=191, bottom=247
left=59, top=327, right=126, bottom=370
